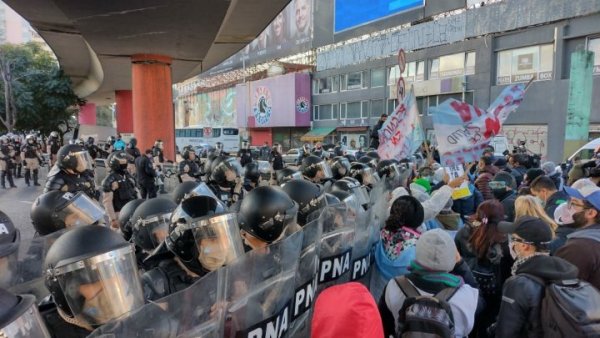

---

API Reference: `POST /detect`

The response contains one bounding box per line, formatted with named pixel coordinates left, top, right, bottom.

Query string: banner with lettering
left=377, top=87, right=425, bottom=160
left=430, top=82, right=528, bottom=165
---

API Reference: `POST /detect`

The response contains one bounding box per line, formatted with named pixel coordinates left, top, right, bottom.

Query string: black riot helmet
left=244, top=161, right=260, bottom=183
left=106, top=136, right=116, bottom=145
left=107, top=150, right=132, bottom=172
left=182, top=148, right=196, bottom=160
left=210, top=157, right=242, bottom=188
left=129, top=137, right=137, bottom=148
left=377, top=159, right=401, bottom=180
left=118, top=199, right=145, bottom=241
left=350, top=162, right=376, bottom=186
left=0, top=211, right=19, bottom=288
left=30, top=191, right=106, bottom=235
left=238, top=186, right=298, bottom=244
left=0, top=288, right=51, bottom=337
left=44, top=225, right=144, bottom=328
left=86, top=137, right=95, bottom=145
left=56, top=144, right=93, bottom=173
left=301, top=155, right=333, bottom=180
left=344, top=153, right=357, bottom=163
left=171, top=181, right=200, bottom=204
left=276, top=168, right=302, bottom=185
left=366, top=151, right=380, bottom=161
left=358, top=155, right=377, bottom=168
left=166, top=195, right=242, bottom=274
left=331, top=177, right=370, bottom=209
left=130, top=197, right=177, bottom=252
left=331, top=156, right=351, bottom=180
left=280, top=179, right=327, bottom=226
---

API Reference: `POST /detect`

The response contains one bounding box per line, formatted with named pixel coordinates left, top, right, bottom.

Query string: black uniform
left=0, top=143, right=16, bottom=188
left=44, top=166, right=98, bottom=200
left=21, top=142, right=42, bottom=186
left=152, top=146, right=164, bottom=163
left=85, top=143, right=101, bottom=160
left=135, top=155, right=157, bottom=199
left=102, top=171, right=138, bottom=214
left=142, top=257, right=201, bottom=301
left=270, top=150, right=284, bottom=171
left=178, top=159, right=200, bottom=180
left=238, top=149, right=253, bottom=167
left=48, top=138, right=60, bottom=155
left=126, top=146, right=141, bottom=159
left=39, top=303, right=91, bottom=338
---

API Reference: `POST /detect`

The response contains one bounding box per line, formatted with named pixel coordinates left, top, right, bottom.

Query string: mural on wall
left=175, top=88, right=237, bottom=128
left=501, top=124, right=548, bottom=159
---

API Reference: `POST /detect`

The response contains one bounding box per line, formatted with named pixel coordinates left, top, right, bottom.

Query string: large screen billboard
left=334, top=0, right=425, bottom=33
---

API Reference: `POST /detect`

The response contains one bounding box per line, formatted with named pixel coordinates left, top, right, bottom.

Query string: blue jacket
left=452, top=183, right=483, bottom=220
left=374, top=241, right=415, bottom=282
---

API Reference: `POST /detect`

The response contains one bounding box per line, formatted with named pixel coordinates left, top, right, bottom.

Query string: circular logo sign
left=253, top=86, right=272, bottom=126
left=295, top=96, right=310, bottom=114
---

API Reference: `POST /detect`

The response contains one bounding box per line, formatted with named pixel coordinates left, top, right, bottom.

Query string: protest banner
left=444, top=165, right=472, bottom=200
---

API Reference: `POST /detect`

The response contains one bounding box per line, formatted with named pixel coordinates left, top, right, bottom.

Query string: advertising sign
left=334, top=0, right=425, bottom=33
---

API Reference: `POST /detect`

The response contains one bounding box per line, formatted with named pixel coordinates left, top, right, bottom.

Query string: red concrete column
left=131, top=54, right=174, bottom=161
left=78, top=103, right=96, bottom=125
left=115, top=90, right=133, bottom=134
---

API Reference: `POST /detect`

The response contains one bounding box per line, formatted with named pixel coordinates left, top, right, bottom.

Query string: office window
left=371, top=68, right=385, bottom=87
left=388, top=65, right=400, bottom=86
left=430, top=58, right=440, bottom=79
left=313, top=76, right=338, bottom=94
left=496, top=44, right=554, bottom=84
left=427, top=96, right=438, bottom=115
left=371, top=99, right=384, bottom=117
left=343, top=72, right=364, bottom=90
left=387, top=98, right=397, bottom=114
left=589, top=37, right=600, bottom=75
left=466, top=52, right=476, bottom=75
left=313, top=106, right=319, bottom=120
left=439, top=53, right=465, bottom=78
left=416, top=97, right=425, bottom=116
left=312, top=104, right=338, bottom=120
left=346, top=101, right=361, bottom=119
left=361, top=101, right=369, bottom=118
left=416, top=61, right=425, bottom=81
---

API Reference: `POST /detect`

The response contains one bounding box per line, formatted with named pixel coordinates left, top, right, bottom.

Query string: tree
left=0, top=42, right=81, bottom=134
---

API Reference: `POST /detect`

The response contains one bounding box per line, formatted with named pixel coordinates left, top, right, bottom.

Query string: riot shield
left=7, top=230, right=66, bottom=302
left=349, top=207, right=374, bottom=288
left=88, top=269, right=225, bottom=338
left=288, top=218, right=322, bottom=337
left=316, top=205, right=355, bottom=294
left=222, top=229, right=303, bottom=338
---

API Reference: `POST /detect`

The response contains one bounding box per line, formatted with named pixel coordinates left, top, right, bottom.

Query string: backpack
left=524, top=274, right=600, bottom=338
left=394, top=276, right=458, bottom=338
left=471, top=243, right=504, bottom=296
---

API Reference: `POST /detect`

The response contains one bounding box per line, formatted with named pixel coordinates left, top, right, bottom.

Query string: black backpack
left=395, top=276, right=458, bottom=338
left=524, top=274, right=600, bottom=338
left=471, top=243, right=504, bottom=296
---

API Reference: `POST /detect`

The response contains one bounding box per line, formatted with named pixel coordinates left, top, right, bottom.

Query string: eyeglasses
left=568, top=199, right=589, bottom=211
left=508, top=235, right=533, bottom=245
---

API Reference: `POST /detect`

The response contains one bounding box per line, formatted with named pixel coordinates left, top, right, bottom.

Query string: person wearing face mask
left=555, top=183, right=600, bottom=290
left=135, top=149, right=158, bottom=199
left=494, top=216, right=578, bottom=338
left=475, top=156, right=499, bottom=200
left=301, top=155, right=333, bottom=184
left=548, top=202, right=577, bottom=255
left=44, top=144, right=98, bottom=200
left=529, top=175, right=569, bottom=219
left=208, top=156, right=244, bottom=208
left=490, top=172, right=518, bottom=222
left=20, top=134, right=43, bottom=186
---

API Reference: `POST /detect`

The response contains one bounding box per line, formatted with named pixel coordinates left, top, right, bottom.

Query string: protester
left=490, top=172, right=518, bottom=222
left=508, top=154, right=528, bottom=187
left=514, top=195, right=558, bottom=232
left=520, top=168, right=545, bottom=190
left=529, top=175, right=569, bottom=219
left=423, top=191, right=464, bottom=238
left=494, top=216, right=578, bottom=337
left=369, top=113, right=387, bottom=149
left=548, top=203, right=577, bottom=254
left=475, top=156, right=499, bottom=200
left=541, top=161, right=563, bottom=190
left=135, top=149, right=158, bottom=199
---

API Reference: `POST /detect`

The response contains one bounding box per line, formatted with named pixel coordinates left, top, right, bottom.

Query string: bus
left=175, top=126, right=240, bottom=153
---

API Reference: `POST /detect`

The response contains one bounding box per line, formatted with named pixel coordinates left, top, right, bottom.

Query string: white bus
left=175, top=126, right=240, bottom=153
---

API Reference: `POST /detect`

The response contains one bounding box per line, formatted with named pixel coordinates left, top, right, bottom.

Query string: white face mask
left=198, top=239, right=227, bottom=271
left=509, top=241, right=518, bottom=260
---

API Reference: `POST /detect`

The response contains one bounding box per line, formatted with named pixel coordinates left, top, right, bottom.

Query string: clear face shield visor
left=136, top=212, right=172, bottom=248
left=68, top=151, right=93, bottom=173
left=49, top=245, right=144, bottom=327
left=55, top=192, right=106, bottom=228
left=257, top=161, right=272, bottom=182
left=0, top=296, right=51, bottom=338
left=190, top=213, right=245, bottom=272
left=348, top=184, right=370, bottom=208
left=185, top=182, right=220, bottom=202
left=314, top=161, right=333, bottom=179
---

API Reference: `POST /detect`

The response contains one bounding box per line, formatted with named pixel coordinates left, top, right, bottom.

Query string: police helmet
left=344, top=154, right=357, bottom=163
left=0, top=211, right=19, bottom=288
left=358, top=155, right=377, bottom=168
left=366, top=151, right=380, bottom=160
left=182, top=148, right=196, bottom=160
left=210, top=157, right=242, bottom=187
left=377, top=159, right=401, bottom=179
left=118, top=199, right=145, bottom=241
left=331, top=156, right=351, bottom=180
left=30, top=191, right=105, bottom=236
left=50, top=131, right=58, bottom=138
left=0, top=288, right=50, bottom=337
left=244, top=161, right=260, bottom=183
left=56, top=144, right=93, bottom=173
left=350, top=162, right=375, bottom=186
left=301, top=155, right=332, bottom=179
left=276, top=168, right=302, bottom=185
left=280, top=179, right=326, bottom=226
left=331, top=177, right=370, bottom=209
left=106, top=150, right=132, bottom=172
left=171, top=181, right=200, bottom=204
left=25, top=134, right=35, bottom=144
left=241, top=140, right=249, bottom=150
left=106, top=136, right=116, bottom=145
left=87, top=137, right=95, bottom=145
left=44, top=225, right=144, bottom=327
left=130, top=197, right=177, bottom=252
left=238, top=186, right=298, bottom=244
left=129, top=137, right=137, bottom=148
left=166, top=195, right=242, bottom=274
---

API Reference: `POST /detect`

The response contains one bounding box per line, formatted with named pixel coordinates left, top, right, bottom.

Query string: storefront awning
left=337, top=126, right=368, bottom=132
left=300, top=126, right=336, bottom=142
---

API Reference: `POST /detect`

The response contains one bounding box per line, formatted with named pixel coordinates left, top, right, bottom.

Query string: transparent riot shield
left=349, top=207, right=374, bottom=288
left=316, top=205, right=355, bottom=295
left=88, top=269, right=225, bottom=338
left=222, top=229, right=303, bottom=338
left=288, top=218, right=322, bottom=337
left=7, top=230, right=66, bottom=302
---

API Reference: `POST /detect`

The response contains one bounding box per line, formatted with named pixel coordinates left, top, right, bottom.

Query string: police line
left=88, top=199, right=385, bottom=338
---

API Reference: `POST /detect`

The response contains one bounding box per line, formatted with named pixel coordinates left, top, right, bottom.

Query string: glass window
left=466, top=52, right=476, bottom=75
left=340, top=103, right=347, bottom=119
left=223, top=128, right=238, bottom=135
left=388, top=65, right=400, bottom=85
left=362, top=71, right=369, bottom=88
left=416, top=97, right=425, bottom=116
left=313, top=106, right=319, bottom=120
left=430, top=58, right=440, bottom=79
left=427, top=96, right=438, bottom=115
left=332, top=104, right=339, bottom=119
left=371, top=68, right=385, bottom=87
left=185, top=129, right=192, bottom=137
left=312, top=80, right=319, bottom=95
left=320, top=104, right=333, bottom=120
left=346, top=102, right=361, bottom=119
left=387, top=99, right=397, bottom=114
left=371, top=99, right=384, bottom=118
left=589, top=37, right=600, bottom=74
left=212, top=129, right=221, bottom=137
left=316, top=77, right=337, bottom=94
left=439, top=53, right=465, bottom=78
left=346, top=72, right=363, bottom=90
left=497, top=44, right=554, bottom=84
left=416, top=61, right=425, bottom=81
left=402, top=62, right=416, bottom=82
left=194, top=129, right=203, bottom=137
left=361, top=101, right=369, bottom=118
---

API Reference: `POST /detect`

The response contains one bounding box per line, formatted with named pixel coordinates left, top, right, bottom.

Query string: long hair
left=469, top=200, right=506, bottom=260
left=515, top=195, right=558, bottom=232
left=384, top=195, right=424, bottom=232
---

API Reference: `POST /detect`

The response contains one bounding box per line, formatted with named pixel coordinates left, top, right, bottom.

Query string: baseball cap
left=564, top=184, right=600, bottom=210
left=498, top=216, right=553, bottom=245
left=415, top=229, right=457, bottom=272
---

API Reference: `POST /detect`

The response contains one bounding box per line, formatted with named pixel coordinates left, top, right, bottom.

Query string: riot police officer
left=208, top=156, right=244, bottom=208
left=104, top=135, right=116, bottom=154
left=42, top=225, right=145, bottom=336
left=47, top=131, right=61, bottom=167
left=0, top=136, right=16, bottom=189
left=238, top=140, right=253, bottom=167
left=269, top=143, right=284, bottom=171
left=11, top=135, right=22, bottom=178
left=280, top=179, right=327, bottom=226
left=21, top=134, right=42, bottom=186
left=171, top=181, right=200, bottom=204
left=101, top=151, right=138, bottom=229
left=31, top=191, right=106, bottom=235
left=331, top=156, right=351, bottom=180
left=84, top=137, right=101, bottom=160
left=0, top=211, right=19, bottom=288
left=44, top=144, right=98, bottom=200
left=275, top=167, right=302, bottom=185
left=178, top=148, right=200, bottom=182
left=349, top=162, right=376, bottom=188
left=130, top=197, right=177, bottom=255
left=117, top=199, right=145, bottom=241
left=238, top=186, right=299, bottom=250
left=301, top=155, right=333, bottom=184
left=0, top=288, right=51, bottom=337
left=152, top=139, right=165, bottom=164
left=243, top=160, right=272, bottom=192
left=125, top=137, right=141, bottom=159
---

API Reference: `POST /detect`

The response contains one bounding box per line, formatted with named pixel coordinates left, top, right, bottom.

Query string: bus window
left=223, top=128, right=239, bottom=135
left=212, top=129, right=221, bottom=137
left=194, top=129, right=203, bottom=137
left=185, top=129, right=193, bottom=137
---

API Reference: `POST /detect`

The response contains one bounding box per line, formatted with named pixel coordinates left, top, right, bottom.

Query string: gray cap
left=415, top=229, right=457, bottom=272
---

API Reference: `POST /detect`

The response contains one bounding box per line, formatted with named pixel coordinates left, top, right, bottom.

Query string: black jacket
left=494, top=255, right=579, bottom=338
left=548, top=224, right=577, bottom=255
left=135, top=155, right=156, bottom=185
left=544, top=190, right=568, bottom=220
left=499, top=191, right=517, bottom=222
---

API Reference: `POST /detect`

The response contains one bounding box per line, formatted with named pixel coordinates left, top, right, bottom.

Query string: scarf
left=511, top=252, right=547, bottom=276
left=381, top=226, right=421, bottom=260
left=409, top=261, right=464, bottom=288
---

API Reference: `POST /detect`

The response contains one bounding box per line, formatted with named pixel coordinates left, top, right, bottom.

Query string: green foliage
left=0, top=42, right=81, bottom=134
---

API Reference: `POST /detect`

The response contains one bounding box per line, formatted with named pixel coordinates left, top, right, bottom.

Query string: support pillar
left=131, top=54, right=175, bottom=161
left=115, top=90, right=133, bottom=135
